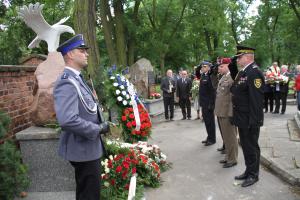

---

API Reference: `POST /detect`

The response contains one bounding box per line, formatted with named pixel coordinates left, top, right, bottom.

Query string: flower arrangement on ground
left=100, top=140, right=170, bottom=199
left=149, top=92, right=161, bottom=99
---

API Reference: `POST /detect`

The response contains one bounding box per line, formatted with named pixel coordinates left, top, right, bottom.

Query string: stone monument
left=129, top=58, right=164, bottom=123
left=129, top=58, right=154, bottom=99
left=16, top=2, right=76, bottom=192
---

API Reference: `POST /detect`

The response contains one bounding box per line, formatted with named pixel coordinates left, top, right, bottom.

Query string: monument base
left=144, top=98, right=164, bottom=123
left=16, top=126, right=75, bottom=192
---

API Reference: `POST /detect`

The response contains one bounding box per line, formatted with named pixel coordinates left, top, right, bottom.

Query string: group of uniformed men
left=162, top=45, right=264, bottom=188
left=198, top=46, right=264, bottom=188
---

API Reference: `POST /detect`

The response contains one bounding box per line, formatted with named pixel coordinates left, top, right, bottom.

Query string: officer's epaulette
left=61, top=72, right=69, bottom=79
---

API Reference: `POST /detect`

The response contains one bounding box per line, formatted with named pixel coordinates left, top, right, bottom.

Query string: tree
left=74, top=0, right=101, bottom=78
left=141, top=0, right=188, bottom=73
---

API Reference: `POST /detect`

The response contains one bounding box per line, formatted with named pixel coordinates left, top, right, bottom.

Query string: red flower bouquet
left=121, top=104, right=152, bottom=142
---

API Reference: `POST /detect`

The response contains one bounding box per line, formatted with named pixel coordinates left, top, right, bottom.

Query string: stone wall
left=0, top=65, right=36, bottom=135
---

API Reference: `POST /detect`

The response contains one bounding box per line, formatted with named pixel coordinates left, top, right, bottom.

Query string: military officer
left=215, top=57, right=238, bottom=168
left=230, top=45, right=264, bottom=187
left=199, top=61, right=216, bottom=146
left=54, top=34, right=109, bottom=200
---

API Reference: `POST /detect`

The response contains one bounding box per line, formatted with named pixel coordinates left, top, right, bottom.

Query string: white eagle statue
left=18, top=2, right=75, bottom=52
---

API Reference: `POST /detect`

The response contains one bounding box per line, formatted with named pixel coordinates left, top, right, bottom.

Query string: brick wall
left=0, top=65, right=36, bottom=135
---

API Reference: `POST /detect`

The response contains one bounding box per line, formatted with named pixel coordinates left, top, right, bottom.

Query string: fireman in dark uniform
left=230, top=46, right=264, bottom=187
left=199, top=61, right=217, bottom=146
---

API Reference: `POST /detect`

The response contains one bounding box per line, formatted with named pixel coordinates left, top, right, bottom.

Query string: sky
left=248, top=0, right=262, bottom=16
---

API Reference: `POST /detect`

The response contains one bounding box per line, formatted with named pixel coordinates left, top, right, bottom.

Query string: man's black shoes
left=234, top=173, right=248, bottom=180
left=219, top=159, right=227, bottom=164
left=201, top=139, right=207, bottom=144
left=181, top=117, right=186, bottom=120
left=217, top=146, right=225, bottom=151
left=241, top=176, right=259, bottom=187
left=223, top=162, right=237, bottom=168
left=205, top=141, right=215, bottom=146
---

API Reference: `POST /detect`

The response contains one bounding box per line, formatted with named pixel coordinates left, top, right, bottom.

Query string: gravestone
left=129, top=58, right=154, bottom=99
left=148, top=71, right=156, bottom=98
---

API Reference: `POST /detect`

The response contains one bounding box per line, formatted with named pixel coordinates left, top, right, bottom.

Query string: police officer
left=230, top=46, right=264, bottom=187
left=54, top=34, right=109, bottom=200
left=199, top=61, right=216, bottom=146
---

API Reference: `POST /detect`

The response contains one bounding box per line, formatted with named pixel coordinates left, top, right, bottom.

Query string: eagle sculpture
left=18, top=2, right=75, bottom=52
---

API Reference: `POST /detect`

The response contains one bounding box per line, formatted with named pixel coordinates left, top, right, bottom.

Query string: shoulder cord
left=68, top=77, right=98, bottom=115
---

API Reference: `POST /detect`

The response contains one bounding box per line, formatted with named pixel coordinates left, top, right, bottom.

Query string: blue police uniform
left=54, top=34, right=108, bottom=200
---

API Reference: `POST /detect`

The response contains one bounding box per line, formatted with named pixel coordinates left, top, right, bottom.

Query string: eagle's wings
left=18, top=3, right=52, bottom=36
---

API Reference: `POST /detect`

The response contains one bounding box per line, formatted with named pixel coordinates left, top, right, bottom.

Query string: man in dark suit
left=161, top=69, right=176, bottom=121
left=176, top=70, right=192, bottom=120
left=199, top=61, right=216, bottom=146
left=279, top=65, right=290, bottom=114
left=230, top=45, right=264, bottom=187
left=54, top=34, right=109, bottom=200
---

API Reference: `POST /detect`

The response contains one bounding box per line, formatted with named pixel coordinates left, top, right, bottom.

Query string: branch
left=289, top=0, right=300, bottom=22
left=168, top=0, right=187, bottom=41
left=141, top=0, right=156, bottom=29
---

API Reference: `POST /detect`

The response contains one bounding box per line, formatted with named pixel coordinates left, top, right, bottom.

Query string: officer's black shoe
left=281, top=112, right=285, bottom=115
left=241, top=176, right=259, bottom=187
left=201, top=140, right=207, bottom=144
left=187, top=117, right=191, bottom=120
left=234, top=173, right=248, bottom=180
left=273, top=111, right=279, bottom=114
left=205, top=141, right=215, bottom=146
left=219, top=159, right=227, bottom=164
left=223, top=162, right=237, bottom=168
left=217, top=146, right=225, bottom=151
left=181, top=117, right=186, bottom=120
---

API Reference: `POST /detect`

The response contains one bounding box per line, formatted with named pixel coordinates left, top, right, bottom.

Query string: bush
left=0, top=111, right=29, bottom=200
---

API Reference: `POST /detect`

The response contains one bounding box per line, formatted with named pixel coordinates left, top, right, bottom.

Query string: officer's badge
left=254, top=79, right=262, bottom=88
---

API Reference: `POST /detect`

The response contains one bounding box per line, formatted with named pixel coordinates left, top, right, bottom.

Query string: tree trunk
left=230, top=12, right=239, bottom=45
left=113, top=0, right=127, bottom=67
left=99, top=0, right=118, bottom=66
left=74, top=0, right=100, bottom=78
left=160, top=52, right=166, bottom=75
left=127, top=0, right=141, bottom=65
left=203, top=28, right=213, bottom=59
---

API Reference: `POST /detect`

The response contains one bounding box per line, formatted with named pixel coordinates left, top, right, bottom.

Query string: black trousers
left=202, top=107, right=216, bottom=143
left=163, top=96, right=174, bottom=119
left=280, top=92, right=288, bottom=113
left=238, top=126, right=260, bottom=178
left=179, top=97, right=191, bottom=118
left=274, top=91, right=281, bottom=112
left=264, top=92, right=273, bottom=112
left=70, top=159, right=101, bottom=200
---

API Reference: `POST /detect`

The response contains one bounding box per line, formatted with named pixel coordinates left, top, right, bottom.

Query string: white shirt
left=65, top=66, right=80, bottom=77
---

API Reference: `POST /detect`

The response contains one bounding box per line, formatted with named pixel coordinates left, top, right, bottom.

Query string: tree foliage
left=1, top=0, right=300, bottom=72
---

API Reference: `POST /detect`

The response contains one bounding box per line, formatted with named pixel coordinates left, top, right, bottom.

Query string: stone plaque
left=148, top=71, right=155, bottom=85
